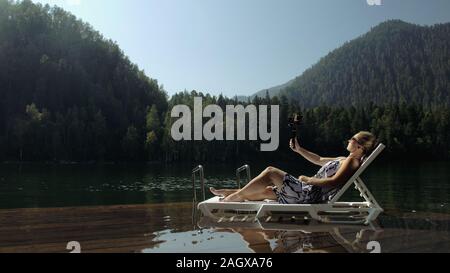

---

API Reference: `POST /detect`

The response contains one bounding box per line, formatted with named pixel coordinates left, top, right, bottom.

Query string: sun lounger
left=197, top=144, right=386, bottom=225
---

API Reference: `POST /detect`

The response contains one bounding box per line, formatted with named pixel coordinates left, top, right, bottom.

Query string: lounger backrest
left=329, top=143, right=386, bottom=203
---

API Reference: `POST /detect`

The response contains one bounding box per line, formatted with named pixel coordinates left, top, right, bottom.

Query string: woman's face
left=346, top=134, right=364, bottom=153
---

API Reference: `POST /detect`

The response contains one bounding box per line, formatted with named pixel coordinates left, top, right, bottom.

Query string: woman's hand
left=289, top=138, right=301, bottom=153
left=298, top=175, right=311, bottom=184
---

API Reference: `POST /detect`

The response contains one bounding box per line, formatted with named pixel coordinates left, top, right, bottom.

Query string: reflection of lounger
left=197, top=216, right=383, bottom=253
left=198, top=144, right=386, bottom=225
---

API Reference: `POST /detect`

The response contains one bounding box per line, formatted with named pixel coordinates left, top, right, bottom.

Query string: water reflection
left=193, top=217, right=383, bottom=253
left=143, top=202, right=450, bottom=253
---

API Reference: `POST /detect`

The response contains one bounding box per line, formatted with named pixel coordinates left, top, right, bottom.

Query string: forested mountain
left=0, top=0, right=168, bottom=161
left=278, top=20, right=450, bottom=108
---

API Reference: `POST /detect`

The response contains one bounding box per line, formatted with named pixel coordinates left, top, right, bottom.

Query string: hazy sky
left=31, top=0, right=450, bottom=97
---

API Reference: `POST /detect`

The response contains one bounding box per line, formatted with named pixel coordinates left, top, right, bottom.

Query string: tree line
left=2, top=91, right=449, bottom=162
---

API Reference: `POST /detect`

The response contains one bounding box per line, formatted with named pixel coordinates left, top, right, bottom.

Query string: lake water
left=0, top=160, right=449, bottom=213
left=1, top=160, right=449, bottom=253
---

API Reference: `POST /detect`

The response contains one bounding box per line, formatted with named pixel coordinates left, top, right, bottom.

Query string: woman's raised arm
left=290, top=138, right=342, bottom=166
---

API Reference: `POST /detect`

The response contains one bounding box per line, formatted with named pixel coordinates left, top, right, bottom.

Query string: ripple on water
left=83, top=176, right=238, bottom=193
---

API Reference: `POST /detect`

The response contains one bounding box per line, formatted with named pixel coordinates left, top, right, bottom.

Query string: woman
left=210, top=131, right=378, bottom=204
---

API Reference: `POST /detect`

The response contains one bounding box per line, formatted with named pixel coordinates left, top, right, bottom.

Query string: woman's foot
left=222, top=192, right=245, bottom=202
left=210, top=187, right=237, bottom=197
left=209, top=187, right=224, bottom=197
left=209, top=187, right=222, bottom=197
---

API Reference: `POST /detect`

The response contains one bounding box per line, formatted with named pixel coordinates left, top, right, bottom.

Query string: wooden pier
left=0, top=203, right=449, bottom=253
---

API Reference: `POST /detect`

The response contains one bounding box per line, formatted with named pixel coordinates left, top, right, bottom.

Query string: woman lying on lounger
left=210, top=131, right=378, bottom=204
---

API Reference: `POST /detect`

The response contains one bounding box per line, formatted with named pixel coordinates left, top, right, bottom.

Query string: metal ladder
left=192, top=164, right=253, bottom=222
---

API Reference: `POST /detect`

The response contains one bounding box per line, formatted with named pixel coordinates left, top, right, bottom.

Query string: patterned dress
left=273, top=160, right=343, bottom=204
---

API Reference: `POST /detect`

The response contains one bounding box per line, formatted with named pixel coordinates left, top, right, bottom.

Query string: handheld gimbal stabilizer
left=288, top=113, right=303, bottom=149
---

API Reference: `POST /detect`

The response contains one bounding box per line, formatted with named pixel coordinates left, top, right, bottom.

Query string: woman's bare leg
left=211, top=187, right=277, bottom=200
left=223, top=167, right=286, bottom=202
left=244, top=186, right=278, bottom=201
left=210, top=187, right=238, bottom=197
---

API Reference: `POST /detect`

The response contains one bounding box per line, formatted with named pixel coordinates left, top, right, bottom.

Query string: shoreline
left=2, top=157, right=450, bottom=165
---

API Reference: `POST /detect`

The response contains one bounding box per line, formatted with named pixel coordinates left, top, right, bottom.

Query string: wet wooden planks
left=0, top=203, right=194, bottom=253
left=0, top=204, right=449, bottom=253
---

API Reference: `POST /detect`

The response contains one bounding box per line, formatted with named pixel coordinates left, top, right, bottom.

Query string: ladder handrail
left=236, top=165, right=252, bottom=189
left=192, top=165, right=206, bottom=203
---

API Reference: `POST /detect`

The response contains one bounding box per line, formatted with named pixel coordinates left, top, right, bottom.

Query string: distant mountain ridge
left=246, top=20, right=450, bottom=108
left=238, top=79, right=295, bottom=102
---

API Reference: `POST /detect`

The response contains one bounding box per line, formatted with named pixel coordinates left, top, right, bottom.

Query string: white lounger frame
left=197, top=144, right=386, bottom=225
